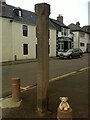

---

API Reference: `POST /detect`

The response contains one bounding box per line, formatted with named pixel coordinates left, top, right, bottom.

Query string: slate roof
left=82, top=25, right=90, bottom=33
left=1, top=4, right=56, bottom=29
left=1, top=4, right=36, bottom=24
left=50, top=18, right=70, bottom=30
left=1, top=4, right=74, bottom=31
left=68, top=23, right=83, bottom=31
left=68, top=23, right=90, bottom=34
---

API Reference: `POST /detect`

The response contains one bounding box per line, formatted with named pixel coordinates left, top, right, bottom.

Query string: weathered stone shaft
left=35, top=3, right=50, bottom=112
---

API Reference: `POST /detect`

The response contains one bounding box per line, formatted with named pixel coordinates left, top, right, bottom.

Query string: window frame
left=80, top=43, right=85, bottom=47
left=19, top=10, right=22, bottom=17
left=80, top=32, right=85, bottom=38
left=23, top=44, right=28, bottom=55
left=61, top=27, right=68, bottom=36
left=22, top=25, right=28, bottom=37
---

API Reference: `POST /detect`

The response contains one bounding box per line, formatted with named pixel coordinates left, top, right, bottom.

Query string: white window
left=19, top=10, right=22, bottom=17
left=61, top=28, right=68, bottom=36
left=23, top=25, right=28, bottom=37
left=80, top=32, right=85, bottom=38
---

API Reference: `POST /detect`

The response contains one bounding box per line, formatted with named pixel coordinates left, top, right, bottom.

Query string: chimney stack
left=76, top=21, right=80, bottom=27
left=0, top=0, right=6, bottom=5
left=0, top=0, right=6, bottom=15
left=57, top=14, right=63, bottom=24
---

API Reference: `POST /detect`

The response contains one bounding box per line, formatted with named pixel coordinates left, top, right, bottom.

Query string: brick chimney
left=57, top=14, right=63, bottom=24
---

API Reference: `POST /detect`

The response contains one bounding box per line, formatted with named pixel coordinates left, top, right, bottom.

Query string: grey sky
left=6, top=0, right=89, bottom=27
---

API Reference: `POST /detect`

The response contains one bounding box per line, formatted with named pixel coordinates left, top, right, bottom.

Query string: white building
left=0, top=0, right=56, bottom=62
left=50, top=15, right=74, bottom=56
left=68, top=22, right=90, bottom=52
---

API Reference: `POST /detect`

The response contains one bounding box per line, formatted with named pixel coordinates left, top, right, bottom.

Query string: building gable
left=1, top=4, right=56, bottom=30
left=68, top=23, right=90, bottom=34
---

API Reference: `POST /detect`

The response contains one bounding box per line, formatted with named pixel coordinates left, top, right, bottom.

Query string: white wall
left=80, top=33, right=89, bottom=52
left=73, top=31, right=89, bottom=52
left=1, top=17, right=56, bottom=62
left=12, top=22, right=37, bottom=60
left=0, top=17, right=2, bottom=62
left=12, top=22, right=56, bottom=60
left=49, top=29, right=56, bottom=57
left=2, top=18, right=13, bottom=62
left=79, top=37, right=86, bottom=52
left=73, top=32, right=79, bottom=48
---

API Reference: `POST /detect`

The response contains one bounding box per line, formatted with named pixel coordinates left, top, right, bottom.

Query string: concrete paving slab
left=0, top=98, right=22, bottom=108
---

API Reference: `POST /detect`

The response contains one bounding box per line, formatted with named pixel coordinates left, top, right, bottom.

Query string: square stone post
left=35, top=3, right=50, bottom=112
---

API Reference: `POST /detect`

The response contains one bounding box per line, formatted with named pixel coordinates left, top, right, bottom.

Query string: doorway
left=64, top=41, right=68, bottom=51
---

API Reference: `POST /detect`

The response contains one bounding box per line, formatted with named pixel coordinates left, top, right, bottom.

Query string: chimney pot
left=57, top=14, right=63, bottom=24
left=76, top=21, right=80, bottom=26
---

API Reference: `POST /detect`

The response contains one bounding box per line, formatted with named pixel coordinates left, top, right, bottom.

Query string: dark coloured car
left=59, top=48, right=83, bottom=59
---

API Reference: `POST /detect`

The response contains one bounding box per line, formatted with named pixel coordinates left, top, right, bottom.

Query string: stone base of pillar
left=36, top=109, right=52, bottom=118
left=57, top=107, right=72, bottom=120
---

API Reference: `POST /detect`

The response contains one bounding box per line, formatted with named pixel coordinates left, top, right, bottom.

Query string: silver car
left=59, top=48, right=83, bottom=59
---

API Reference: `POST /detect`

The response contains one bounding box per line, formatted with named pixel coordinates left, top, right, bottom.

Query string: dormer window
left=14, top=7, right=23, bottom=17
left=19, top=10, right=22, bottom=17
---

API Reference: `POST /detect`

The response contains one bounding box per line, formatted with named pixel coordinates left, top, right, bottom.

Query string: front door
left=64, top=41, right=68, bottom=51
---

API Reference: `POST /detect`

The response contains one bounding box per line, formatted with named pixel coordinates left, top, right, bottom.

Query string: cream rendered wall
left=29, top=25, right=37, bottom=59
left=80, top=33, right=89, bottom=52
left=80, top=37, right=86, bottom=52
left=1, top=18, right=56, bottom=62
left=49, top=29, right=56, bottom=57
left=73, top=31, right=89, bottom=52
left=73, top=32, right=79, bottom=48
left=12, top=21, right=56, bottom=60
left=0, top=17, right=2, bottom=62
left=2, top=18, right=13, bottom=62
left=12, top=22, right=37, bottom=60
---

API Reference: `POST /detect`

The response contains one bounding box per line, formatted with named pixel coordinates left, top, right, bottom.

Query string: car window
left=74, top=49, right=79, bottom=52
left=67, top=49, right=73, bottom=52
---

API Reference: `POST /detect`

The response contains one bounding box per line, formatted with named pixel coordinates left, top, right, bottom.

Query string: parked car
left=58, top=48, right=83, bottom=59
left=58, top=49, right=64, bottom=56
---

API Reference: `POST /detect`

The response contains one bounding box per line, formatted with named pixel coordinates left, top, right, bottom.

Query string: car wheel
left=59, top=56, right=61, bottom=59
left=79, top=54, right=82, bottom=58
left=69, top=55, right=72, bottom=59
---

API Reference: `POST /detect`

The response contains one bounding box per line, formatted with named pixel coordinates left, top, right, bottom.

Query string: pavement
left=1, top=57, right=58, bottom=66
left=0, top=68, right=89, bottom=120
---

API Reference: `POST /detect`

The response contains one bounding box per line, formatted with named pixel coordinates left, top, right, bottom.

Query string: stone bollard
left=11, top=77, right=21, bottom=102
left=57, top=97, right=72, bottom=120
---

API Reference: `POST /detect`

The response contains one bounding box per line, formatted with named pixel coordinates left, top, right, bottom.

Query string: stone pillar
left=35, top=3, right=50, bottom=112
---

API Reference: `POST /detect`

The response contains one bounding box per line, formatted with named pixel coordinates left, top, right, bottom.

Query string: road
left=2, top=67, right=88, bottom=118
left=2, top=53, right=89, bottom=97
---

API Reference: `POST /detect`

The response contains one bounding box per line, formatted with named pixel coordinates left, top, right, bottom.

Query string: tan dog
left=59, top=97, right=70, bottom=111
